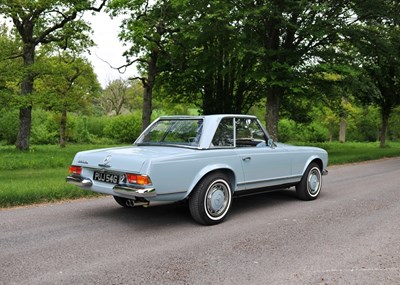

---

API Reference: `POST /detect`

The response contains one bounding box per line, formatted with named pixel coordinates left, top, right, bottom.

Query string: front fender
left=302, top=155, right=324, bottom=175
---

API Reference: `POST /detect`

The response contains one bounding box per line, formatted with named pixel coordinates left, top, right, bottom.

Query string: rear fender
left=186, top=164, right=237, bottom=198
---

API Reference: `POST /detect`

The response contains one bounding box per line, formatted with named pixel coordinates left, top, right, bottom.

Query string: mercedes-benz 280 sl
left=67, top=114, right=328, bottom=225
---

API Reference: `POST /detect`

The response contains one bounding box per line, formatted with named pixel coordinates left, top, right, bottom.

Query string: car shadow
left=83, top=199, right=194, bottom=230
left=231, top=188, right=298, bottom=211
left=81, top=188, right=304, bottom=229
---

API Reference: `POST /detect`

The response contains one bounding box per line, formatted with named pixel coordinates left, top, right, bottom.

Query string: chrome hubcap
left=210, top=189, right=225, bottom=212
left=206, top=180, right=230, bottom=218
left=308, top=168, right=321, bottom=196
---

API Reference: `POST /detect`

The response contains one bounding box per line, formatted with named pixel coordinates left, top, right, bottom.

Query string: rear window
left=136, top=119, right=203, bottom=147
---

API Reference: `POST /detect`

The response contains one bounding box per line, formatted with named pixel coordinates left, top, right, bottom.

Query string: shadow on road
left=79, top=188, right=306, bottom=229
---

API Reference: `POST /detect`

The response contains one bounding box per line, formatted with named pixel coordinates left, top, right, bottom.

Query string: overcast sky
left=84, top=11, right=135, bottom=87
left=1, top=12, right=133, bottom=88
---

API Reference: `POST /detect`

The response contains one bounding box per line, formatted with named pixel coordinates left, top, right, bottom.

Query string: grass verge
left=307, top=141, right=400, bottom=165
left=0, top=144, right=118, bottom=208
left=0, top=142, right=399, bottom=208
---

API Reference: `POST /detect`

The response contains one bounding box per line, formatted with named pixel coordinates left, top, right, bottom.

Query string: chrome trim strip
left=98, top=164, right=111, bottom=168
left=113, top=185, right=157, bottom=198
left=66, top=175, right=93, bottom=187
left=66, top=174, right=158, bottom=198
left=237, top=175, right=302, bottom=186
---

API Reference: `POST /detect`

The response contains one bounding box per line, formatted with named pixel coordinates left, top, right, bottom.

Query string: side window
left=212, top=118, right=234, bottom=147
left=235, top=118, right=267, bottom=147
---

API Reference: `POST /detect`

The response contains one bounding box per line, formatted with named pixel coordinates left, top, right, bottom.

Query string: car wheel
left=296, top=162, right=322, bottom=201
left=113, top=196, right=135, bottom=208
left=189, top=172, right=232, bottom=225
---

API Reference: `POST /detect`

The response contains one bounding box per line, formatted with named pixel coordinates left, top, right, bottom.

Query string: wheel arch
left=303, top=155, right=324, bottom=174
left=311, top=157, right=323, bottom=171
left=187, top=165, right=236, bottom=198
left=296, top=157, right=323, bottom=200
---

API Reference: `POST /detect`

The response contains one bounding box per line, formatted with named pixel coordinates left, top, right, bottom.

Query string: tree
left=109, top=0, right=178, bottom=130
left=303, top=63, right=361, bottom=142
left=0, top=0, right=106, bottom=150
left=233, top=0, right=355, bottom=140
left=0, top=23, right=20, bottom=111
left=157, top=0, right=262, bottom=115
left=155, top=0, right=355, bottom=139
left=350, top=0, right=400, bottom=147
left=101, top=78, right=135, bottom=115
left=36, top=53, right=101, bottom=147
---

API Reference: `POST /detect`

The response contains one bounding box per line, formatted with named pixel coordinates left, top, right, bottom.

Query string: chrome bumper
left=66, top=175, right=157, bottom=198
left=113, top=185, right=157, bottom=198
left=66, top=175, right=93, bottom=187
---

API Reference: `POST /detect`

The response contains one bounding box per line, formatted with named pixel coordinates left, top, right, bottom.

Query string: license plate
left=93, top=171, right=120, bottom=184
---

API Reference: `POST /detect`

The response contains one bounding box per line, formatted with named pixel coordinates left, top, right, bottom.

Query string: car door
left=234, top=118, right=292, bottom=190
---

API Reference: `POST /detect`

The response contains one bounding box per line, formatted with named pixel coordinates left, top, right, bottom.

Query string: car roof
left=138, top=114, right=265, bottom=149
left=158, top=114, right=257, bottom=120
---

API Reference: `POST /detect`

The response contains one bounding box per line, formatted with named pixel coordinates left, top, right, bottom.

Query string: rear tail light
left=69, top=166, right=82, bottom=175
left=126, top=173, right=152, bottom=185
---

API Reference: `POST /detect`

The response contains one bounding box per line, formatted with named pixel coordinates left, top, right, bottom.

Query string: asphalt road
left=1, top=158, right=400, bottom=285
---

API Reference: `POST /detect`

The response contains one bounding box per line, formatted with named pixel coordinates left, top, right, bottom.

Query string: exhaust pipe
left=125, top=199, right=150, bottom=208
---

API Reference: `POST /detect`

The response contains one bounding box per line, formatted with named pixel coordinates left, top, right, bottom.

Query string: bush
left=76, top=116, right=91, bottom=143
left=66, top=115, right=111, bottom=144
left=103, top=112, right=142, bottom=143
left=278, top=118, right=298, bottom=142
left=278, top=118, right=329, bottom=143
left=65, top=114, right=77, bottom=143
left=0, top=109, right=59, bottom=145
left=347, top=106, right=380, bottom=142
left=30, top=109, right=58, bottom=145
left=304, top=121, right=329, bottom=142
left=87, top=116, right=107, bottom=138
left=389, top=107, right=400, bottom=141
left=0, top=110, right=18, bottom=144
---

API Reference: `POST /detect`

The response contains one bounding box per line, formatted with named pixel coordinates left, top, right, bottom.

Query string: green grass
left=0, top=168, right=99, bottom=207
left=0, top=144, right=121, bottom=207
left=0, top=142, right=399, bottom=208
left=0, top=144, right=118, bottom=171
left=305, top=141, right=400, bottom=165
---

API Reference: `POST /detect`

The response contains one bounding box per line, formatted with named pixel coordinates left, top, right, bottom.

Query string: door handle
left=242, top=157, right=251, bottom=161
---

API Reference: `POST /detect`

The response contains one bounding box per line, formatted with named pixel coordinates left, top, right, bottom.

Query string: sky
left=84, top=11, right=135, bottom=87
left=1, top=11, right=134, bottom=88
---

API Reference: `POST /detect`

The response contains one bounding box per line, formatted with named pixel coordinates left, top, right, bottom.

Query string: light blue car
left=67, top=114, right=328, bottom=225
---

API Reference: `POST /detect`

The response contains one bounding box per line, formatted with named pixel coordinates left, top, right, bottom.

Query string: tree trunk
left=379, top=108, right=390, bottom=148
left=339, top=117, right=346, bottom=143
left=339, top=97, right=347, bottom=143
left=60, top=109, right=67, bottom=148
left=328, top=121, right=334, bottom=142
left=202, top=81, right=214, bottom=114
left=265, top=87, right=282, bottom=141
left=142, top=85, right=153, bottom=131
left=142, top=51, right=158, bottom=131
left=16, top=44, right=35, bottom=150
left=16, top=106, right=32, bottom=150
